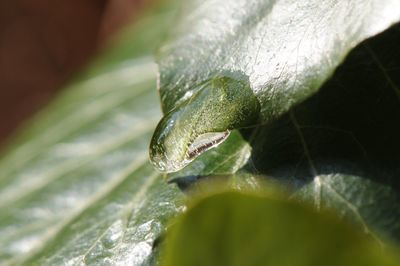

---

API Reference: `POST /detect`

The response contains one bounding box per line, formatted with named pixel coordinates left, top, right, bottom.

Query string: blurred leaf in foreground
left=162, top=190, right=399, bottom=266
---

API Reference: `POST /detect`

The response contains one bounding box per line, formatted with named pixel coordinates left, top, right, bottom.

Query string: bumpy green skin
left=149, top=76, right=260, bottom=172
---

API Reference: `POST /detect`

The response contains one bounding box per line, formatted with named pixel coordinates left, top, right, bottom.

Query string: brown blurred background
left=0, top=0, right=147, bottom=147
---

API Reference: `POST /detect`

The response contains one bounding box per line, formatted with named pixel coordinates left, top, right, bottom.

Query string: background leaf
left=0, top=1, right=186, bottom=265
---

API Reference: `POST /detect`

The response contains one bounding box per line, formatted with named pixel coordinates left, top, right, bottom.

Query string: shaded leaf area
left=158, top=0, right=400, bottom=123
left=243, top=24, right=400, bottom=243
left=162, top=191, right=398, bottom=266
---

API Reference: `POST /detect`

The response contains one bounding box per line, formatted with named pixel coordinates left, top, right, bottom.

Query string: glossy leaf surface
left=0, top=2, right=185, bottom=265
left=154, top=0, right=400, bottom=244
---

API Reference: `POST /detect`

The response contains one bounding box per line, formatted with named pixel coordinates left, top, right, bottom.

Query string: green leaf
left=150, top=0, right=400, bottom=244
left=161, top=191, right=399, bottom=266
left=294, top=173, right=400, bottom=244
left=150, top=0, right=400, bottom=172
left=2, top=0, right=400, bottom=264
left=245, top=24, right=400, bottom=243
left=158, top=0, right=400, bottom=118
left=0, top=1, right=187, bottom=265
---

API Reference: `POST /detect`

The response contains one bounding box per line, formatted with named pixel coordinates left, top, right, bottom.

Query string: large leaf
left=0, top=65, right=184, bottom=265
left=161, top=191, right=399, bottom=266
left=158, top=0, right=400, bottom=116
left=0, top=2, right=188, bottom=265
left=149, top=0, right=400, bottom=172
left=150, top=0, right=400, bottom=245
